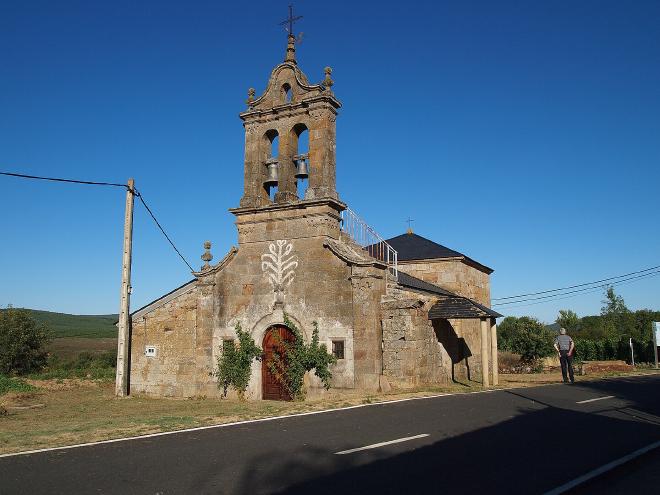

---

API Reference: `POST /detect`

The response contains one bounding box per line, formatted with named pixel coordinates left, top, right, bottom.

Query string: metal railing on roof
left=340, top=206, right=398, bottom=280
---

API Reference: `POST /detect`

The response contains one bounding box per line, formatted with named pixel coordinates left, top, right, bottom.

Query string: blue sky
left=1, top=0, right=659, bottom=323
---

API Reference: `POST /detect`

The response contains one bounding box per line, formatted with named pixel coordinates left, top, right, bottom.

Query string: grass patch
left=0, top=375, right=36, bottom=395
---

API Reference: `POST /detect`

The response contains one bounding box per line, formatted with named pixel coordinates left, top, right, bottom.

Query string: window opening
left=332, top=340, right=345, bottom=360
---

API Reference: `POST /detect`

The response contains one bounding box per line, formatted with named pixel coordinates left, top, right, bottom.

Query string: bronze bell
left=264, top=158, right=279, bottom=186
left=294, top=154, right=309, bottom=179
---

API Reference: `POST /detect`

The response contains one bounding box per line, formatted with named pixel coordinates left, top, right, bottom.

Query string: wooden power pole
left=115, top=178, right=135, bottom=396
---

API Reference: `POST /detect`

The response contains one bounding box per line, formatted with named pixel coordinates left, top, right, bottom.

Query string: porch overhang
left=428, top=297, right=502, bottom=320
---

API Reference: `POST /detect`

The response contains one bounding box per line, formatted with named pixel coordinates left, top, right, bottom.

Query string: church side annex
left=121, top=25, right=502, bottom=400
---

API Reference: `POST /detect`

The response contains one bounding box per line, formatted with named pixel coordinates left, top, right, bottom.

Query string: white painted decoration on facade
left=261, top=240, right=299, bottom=290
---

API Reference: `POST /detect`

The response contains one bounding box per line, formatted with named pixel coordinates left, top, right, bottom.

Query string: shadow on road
left=228, top=377, right=660, bottom=495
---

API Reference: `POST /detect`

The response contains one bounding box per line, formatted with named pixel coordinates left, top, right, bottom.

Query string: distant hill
left=4, top=309, right=118, bottom=338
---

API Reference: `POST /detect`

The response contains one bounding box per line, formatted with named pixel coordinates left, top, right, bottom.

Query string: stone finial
left=201, top=241, right=213, bottom=270
left=323, top=67, right=334, bottom=89
left=285, top=34, right=297, bottom=64
left=246, top=88, right=255, bottom=106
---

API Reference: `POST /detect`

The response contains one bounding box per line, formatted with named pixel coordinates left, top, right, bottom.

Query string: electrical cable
left=1, top=171, right=128, bottom=189
left=498, top=271, right=660, bottom=309
left=134, top=188, right=195, bottom=272
left=492, top=264, right=660, bottom=301
left=493, top=269, right=660, bottom=307
left=2, top=170, right=194, bottom=273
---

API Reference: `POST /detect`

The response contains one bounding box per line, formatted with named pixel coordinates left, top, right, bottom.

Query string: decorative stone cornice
left=230, top=197, right=346, bottom=217
left=324, top=239, right=388, bottom=269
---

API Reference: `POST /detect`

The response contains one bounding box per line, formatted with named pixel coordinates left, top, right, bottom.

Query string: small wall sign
left=145, top=346, right=157, bottom=357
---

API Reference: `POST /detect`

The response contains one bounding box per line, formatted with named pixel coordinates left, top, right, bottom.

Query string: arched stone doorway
left=262, top=324, right=295, bottom=401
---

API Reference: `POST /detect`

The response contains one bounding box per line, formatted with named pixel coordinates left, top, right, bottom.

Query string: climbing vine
left=215, top=323, right=262, bottom=399
left=267, top=314, right=337, bottom=401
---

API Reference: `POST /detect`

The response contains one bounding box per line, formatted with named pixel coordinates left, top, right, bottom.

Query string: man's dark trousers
left=560, top=350, right=574, bottom=383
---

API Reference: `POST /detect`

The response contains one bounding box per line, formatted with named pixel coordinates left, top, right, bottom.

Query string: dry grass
left=46, top=338, right=116, bottom=359
left=1, top=369, right=658, bottom=456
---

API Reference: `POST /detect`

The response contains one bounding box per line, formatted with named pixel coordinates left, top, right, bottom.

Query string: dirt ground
left=1, top=369, right=658, bottom=456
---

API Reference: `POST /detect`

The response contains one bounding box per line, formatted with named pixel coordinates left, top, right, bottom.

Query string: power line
left=493, top=269, right=660, bottom=307
left=492, top=264, right=660, bottom=301
left=1, top=170, right=194, bottom=273
left=134, top=189, right=194, bottom=272
left=1, top=171, right=128, bottom=189
left=498, top=271, right=660, bottom=310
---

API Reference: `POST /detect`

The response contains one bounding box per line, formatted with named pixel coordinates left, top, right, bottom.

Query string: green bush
left=0, top=375, right=36, bottom=395
left=29, top=351, right=117, bottom=380
left=267, top=315, right=337, bottom=401
left=573, top=337, right=656, bottom=364
left=215, top=323, right=262, bottom=399
left=498, top=316, right=554, bottom=361
left=0, top=307, right=52, bottom=375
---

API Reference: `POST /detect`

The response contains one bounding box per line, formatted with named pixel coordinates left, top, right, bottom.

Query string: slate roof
left=428, top=297, right=502, bottom=320
left=385, top=233, right=493, bottom=274
left=397, top=271, right=502, bottom=319
left=397, top=271, right=456, bottom=297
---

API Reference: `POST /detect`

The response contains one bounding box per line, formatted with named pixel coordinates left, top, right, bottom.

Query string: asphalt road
left=1, top=374, right=659, bottom=495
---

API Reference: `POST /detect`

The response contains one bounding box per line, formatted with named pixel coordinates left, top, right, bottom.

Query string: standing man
left=554, top=328, right=575, bottom=383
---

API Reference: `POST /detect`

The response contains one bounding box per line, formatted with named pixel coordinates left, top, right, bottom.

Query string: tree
left=0, top=307, right=52, bottom=375
left=215, top=323, right=262, bottom=399
left=556, top=309, right=580, bottom=333
left=601, top=286, right=627, bottom=316
left=497, top=315, right=555, bottom=361
left=600, top=287, right=635, bottom=339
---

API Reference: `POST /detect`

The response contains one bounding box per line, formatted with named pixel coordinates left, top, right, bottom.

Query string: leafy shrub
left=267, top=315, right=337, bottom=401
left=215, top=323, right=262, bottom=399
left=499, top=316, right=554, bottom=362
left=573, top=337, right=656, bottom=364
left=29, top=351, right=117, bottom=380
left=0, top=375, right=36, bottom=395
left=0, top=307, right=52, bottom=375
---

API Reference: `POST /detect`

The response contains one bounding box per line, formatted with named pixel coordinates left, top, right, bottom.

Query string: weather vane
left=279, top=4, right=303, bottom=35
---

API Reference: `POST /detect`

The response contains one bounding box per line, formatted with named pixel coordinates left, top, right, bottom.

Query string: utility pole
left=115, top=178, right=135, bottom=397
left=653, top=322, right=659, bottom=369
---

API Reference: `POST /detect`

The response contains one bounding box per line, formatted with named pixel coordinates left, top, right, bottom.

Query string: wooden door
left=262, top=325, right=295, bottom=401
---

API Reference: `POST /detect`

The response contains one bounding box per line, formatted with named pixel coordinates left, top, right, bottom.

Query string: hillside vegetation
left=5, top=309, right=118, bottom=338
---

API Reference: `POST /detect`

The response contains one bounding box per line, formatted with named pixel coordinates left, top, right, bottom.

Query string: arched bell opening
left=262, top=324, right=295, bottom=401
left=281, top=83, right=293, bottom=104
left=263, top=129, right=279, bottom=202
left=290, top=123, right=309, bottom=200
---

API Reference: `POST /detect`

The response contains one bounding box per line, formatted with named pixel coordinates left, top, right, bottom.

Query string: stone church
left=120, top=31, right=502, bottom=400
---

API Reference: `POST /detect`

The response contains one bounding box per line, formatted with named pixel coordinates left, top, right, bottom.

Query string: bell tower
left=237, top=30, right=341, bottom=208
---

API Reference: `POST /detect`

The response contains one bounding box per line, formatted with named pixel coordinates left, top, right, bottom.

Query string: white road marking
left=576, top=395, right=615, bottom=404
left=0, top=374, right=656, bottom=459
left=543, top=440, right=660, bottom=495
left=334, top=434, right=430, bottom=455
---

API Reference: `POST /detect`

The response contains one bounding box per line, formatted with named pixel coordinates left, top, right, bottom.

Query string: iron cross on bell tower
left=280, top=4, right=303, bottom=34
left=280, top=5, right=303, bottom=63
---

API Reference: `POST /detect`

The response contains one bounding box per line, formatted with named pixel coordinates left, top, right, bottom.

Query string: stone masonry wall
left=129, top=286, right=201, bottom=397
left=212, top=232, right=358, bottom=399
left=399, top=260, right=491, bottom=306
left=381, top=288, right=487, bottom=388
left=381, top=294, right=450, bottom=388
